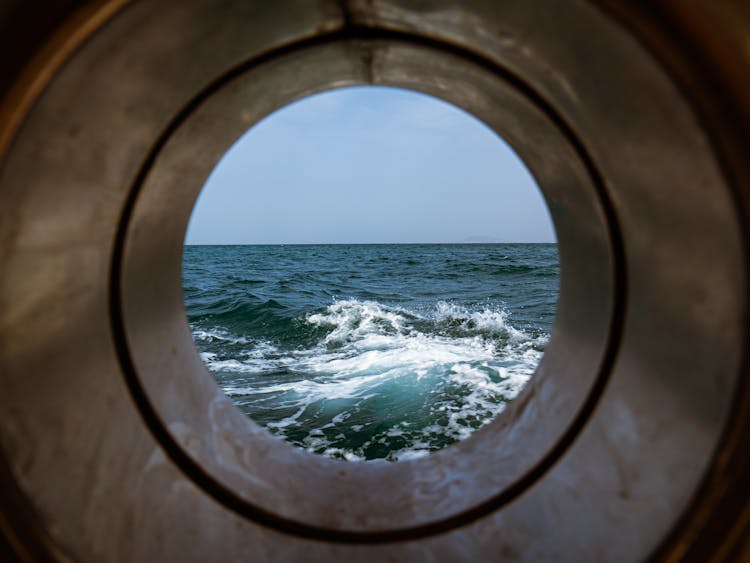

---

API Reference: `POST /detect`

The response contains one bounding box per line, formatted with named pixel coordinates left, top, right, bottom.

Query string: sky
left=185, top=86, right=556, bottom=245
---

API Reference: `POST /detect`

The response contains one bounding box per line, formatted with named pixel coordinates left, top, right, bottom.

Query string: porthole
left=183, top=85, right=560, bottom=462
left=117, top=37, right=617, bottom=537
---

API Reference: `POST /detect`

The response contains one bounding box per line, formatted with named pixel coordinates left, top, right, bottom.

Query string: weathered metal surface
left=0, top=0, right=747, bottom=561
left=120, top=36, right=615, bottom=534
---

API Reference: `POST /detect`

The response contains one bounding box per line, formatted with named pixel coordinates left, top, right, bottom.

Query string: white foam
left=194, top=297, right=544, bottom=461
left=193, top=328, right=249, bottom=344
left=433, top=301, right=528, bottom=340
left=307, top=298, right=412, bottom=344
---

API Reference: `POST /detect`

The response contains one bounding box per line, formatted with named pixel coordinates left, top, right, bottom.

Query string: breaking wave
left=195, top=298, right=545, bottom=461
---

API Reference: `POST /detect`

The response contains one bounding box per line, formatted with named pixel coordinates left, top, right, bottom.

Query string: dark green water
left=183, top=243, right=559, bottom=461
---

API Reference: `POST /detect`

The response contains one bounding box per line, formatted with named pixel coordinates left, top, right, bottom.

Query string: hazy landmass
left=460, top=235, right=505, bottom=244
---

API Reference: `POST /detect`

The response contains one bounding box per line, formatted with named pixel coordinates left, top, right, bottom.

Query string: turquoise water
left=183, top=243, right=559, bottom=461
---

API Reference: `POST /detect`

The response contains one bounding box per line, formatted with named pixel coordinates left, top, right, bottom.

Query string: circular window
left=117, top=38, right=617, bottom=537
left=183, top=86, right=559, bottom=461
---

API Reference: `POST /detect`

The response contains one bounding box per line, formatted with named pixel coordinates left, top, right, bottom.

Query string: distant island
left=460, top=236, right=507, bottom=244
left=458, top=236, right=556, bottom=244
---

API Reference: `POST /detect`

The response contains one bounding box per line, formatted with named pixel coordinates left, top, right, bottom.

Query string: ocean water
left=183, top=244, right=559, bottom=461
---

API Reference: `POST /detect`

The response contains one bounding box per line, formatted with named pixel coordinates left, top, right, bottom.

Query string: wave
left=195, top=298, right=545, bottom=461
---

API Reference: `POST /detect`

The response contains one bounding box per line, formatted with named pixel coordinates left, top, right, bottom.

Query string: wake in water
left=184, top=243, right=559, bottom=461
left=195, top=298, right=545, bottom=461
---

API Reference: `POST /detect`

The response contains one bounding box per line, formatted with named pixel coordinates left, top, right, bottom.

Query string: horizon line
left=184, top=241, right=558, bottom=246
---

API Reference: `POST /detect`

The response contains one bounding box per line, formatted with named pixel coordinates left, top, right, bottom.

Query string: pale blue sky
left=185, top=86, right=555, bottom=245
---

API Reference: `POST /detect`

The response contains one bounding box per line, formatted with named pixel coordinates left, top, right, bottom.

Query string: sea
left=182, top=243, right=559, bottom=462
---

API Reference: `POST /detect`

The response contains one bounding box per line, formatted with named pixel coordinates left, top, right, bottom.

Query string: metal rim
left=111, top=28, right=626, bottom=543
left=1, top=1, right=746, bottom=560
